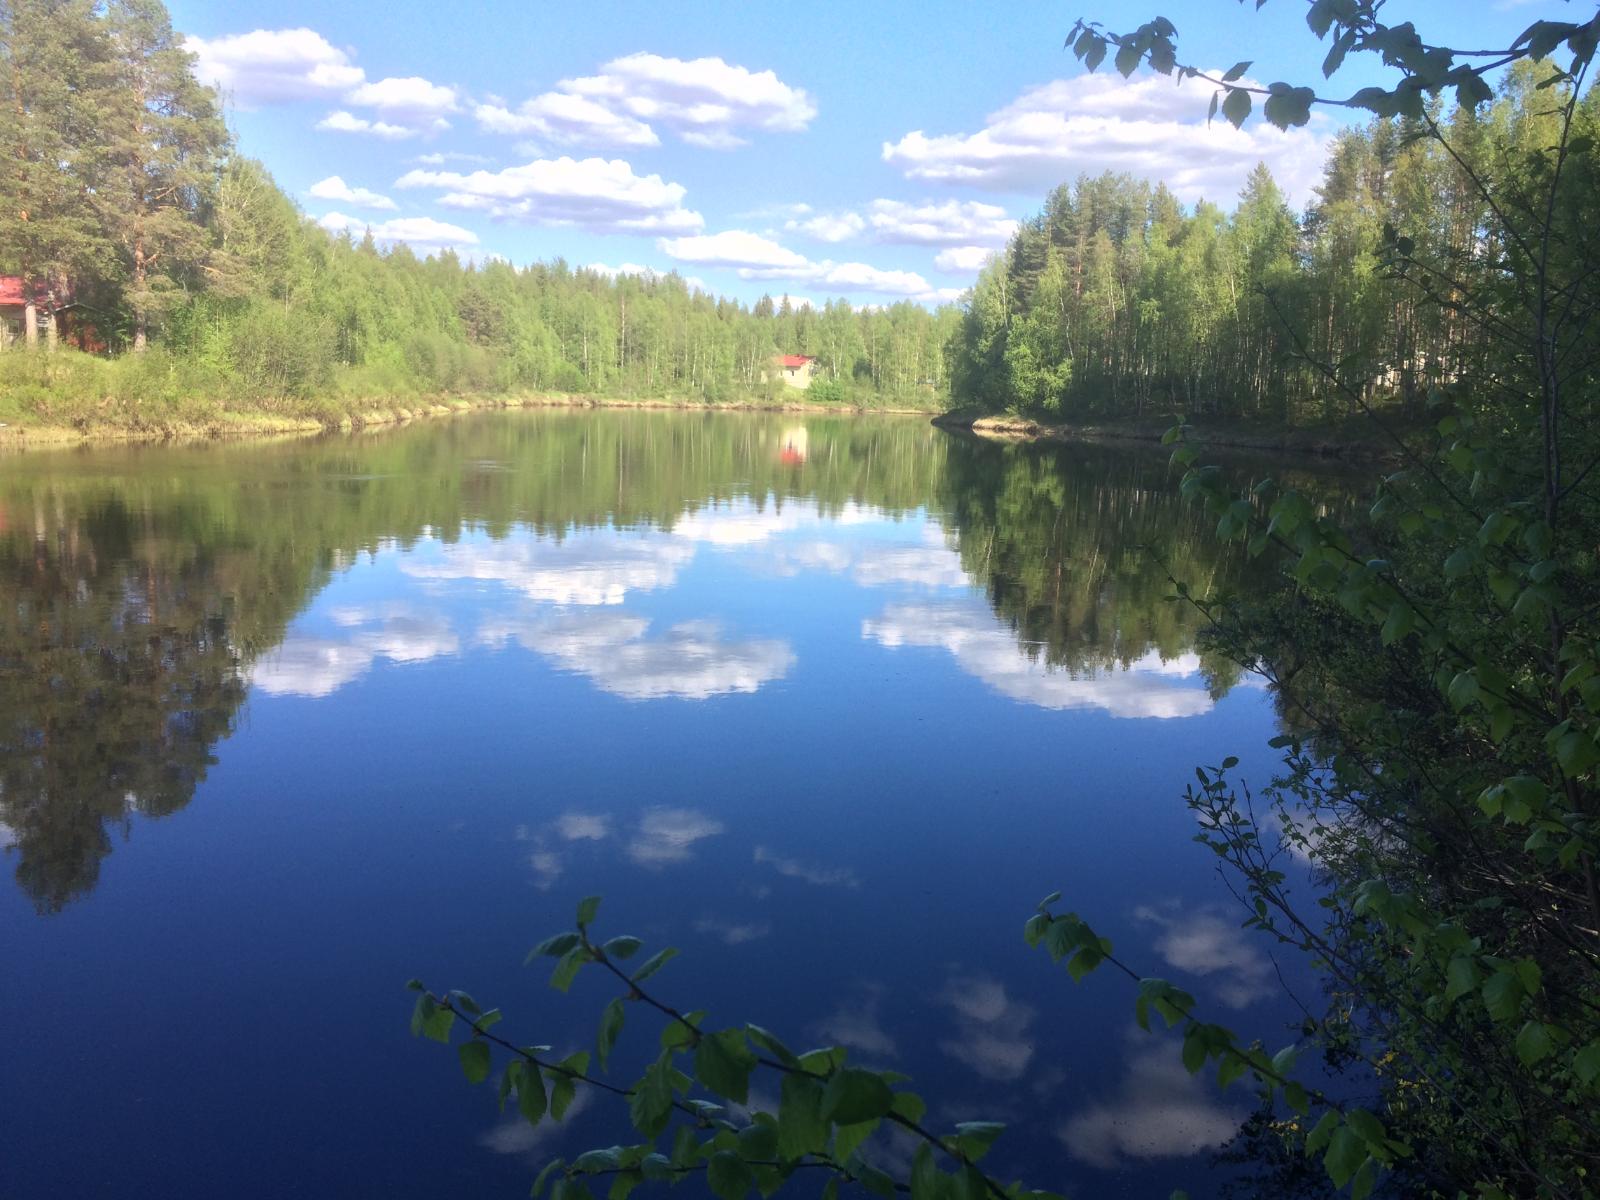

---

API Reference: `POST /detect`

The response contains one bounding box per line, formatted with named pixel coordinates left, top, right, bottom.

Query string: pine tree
left=0, top=0, right=106, bottom=347
left=94, top=0, right=227, bottom=351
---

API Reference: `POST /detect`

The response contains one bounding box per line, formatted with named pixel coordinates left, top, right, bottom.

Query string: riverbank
left=931, top=409, right=1406, bottom=463
left=0, top=391, right=938, bottom=450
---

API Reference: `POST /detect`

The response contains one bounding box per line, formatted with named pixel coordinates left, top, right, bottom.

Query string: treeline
left=949, top=63, right=1600, bottom=424
left=0, top=0, right=955, bottom=424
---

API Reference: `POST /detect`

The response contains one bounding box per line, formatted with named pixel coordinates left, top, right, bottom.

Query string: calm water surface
left=3, top=411, right=1328, bottom=1198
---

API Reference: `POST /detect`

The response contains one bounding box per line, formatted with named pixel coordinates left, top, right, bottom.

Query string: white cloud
left=863, top=602, right=1214, bottom=718
left=658, top=230, right=810, bottom=271
left=395, top=157, right=703, bottom=234
left=1133, top=904, right=1275, bottom=1009
left=556, top=812, right=611, bottom=841
left=411, top=151, right=492, bottom=166
left=476, top=92, right=659, bottom=147
left=753, top=846, right=858, bottom=888
left=307, top=175, right=397, bottom=211
left=934, top=245, right=996, bottom=274
left=627, top=807, right=726, bottom=865
left=939, top=974, right=1037, bottom=1082
left=814, top=985, right=898, bottom=1058
left=480, top=611, right=795, bottom=701
left=658, top=230, right=935, bottom=297
left=249, top=608, right=458, bottom=697
left=851, top=543, right=970, bottom=590
left=560, top=53, right=815, bottom=147
left=1060, top=1032, right=1245, bottom=1169
left=402, top=533, right=693, bottom=605
left=866, top=199, right=1018, bottom=246
left=317, top=212, right=480, bottom=253
left=185, top=28, right=364, bottom=106
left=316, top=110, right=422, bottom=140
left=883, top=71, right=1331, bottom=207
left=785, top=212, right=867, bottom=243
left=585, top=262, right=708, bottom=292
left=693, top=916, right=772, bottom=945
left=347, top=75, right=460, bottom=122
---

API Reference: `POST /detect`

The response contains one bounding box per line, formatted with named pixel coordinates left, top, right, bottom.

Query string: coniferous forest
left=2, top=1, right=1593, bottom=433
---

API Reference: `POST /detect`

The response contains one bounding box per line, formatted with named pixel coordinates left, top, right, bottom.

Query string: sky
left=168, top=0, right=1552, bottom=307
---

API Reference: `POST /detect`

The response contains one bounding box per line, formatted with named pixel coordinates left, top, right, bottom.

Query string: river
left=1, top=409, right=1340, bottom=1198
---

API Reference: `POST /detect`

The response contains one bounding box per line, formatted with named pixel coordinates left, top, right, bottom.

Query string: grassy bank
left=0, top=349, right=941, bottom=447
left=932, top=407, right=1410, bottom=462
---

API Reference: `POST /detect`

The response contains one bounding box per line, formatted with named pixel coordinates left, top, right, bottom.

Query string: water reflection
left=0, top=413, right=1281, bottom=914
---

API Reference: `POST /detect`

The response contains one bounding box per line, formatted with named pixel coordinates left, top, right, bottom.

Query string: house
left=0, top=277, right=107, bottom=352
left=768, top=353, right=817, bottom=388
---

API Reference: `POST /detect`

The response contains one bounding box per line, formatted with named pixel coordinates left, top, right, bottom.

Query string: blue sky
left=169, top=0, right=1548, bottom=306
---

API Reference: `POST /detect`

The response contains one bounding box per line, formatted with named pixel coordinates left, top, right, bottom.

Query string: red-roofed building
left=0, top=277, right=107, bottom=352
left=768, top=353, right=817, bottom=388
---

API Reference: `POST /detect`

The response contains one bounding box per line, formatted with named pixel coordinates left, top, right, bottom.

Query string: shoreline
left=0, top=392, right=939, bottom=452
left=930, top=410, right=1401, bottom=463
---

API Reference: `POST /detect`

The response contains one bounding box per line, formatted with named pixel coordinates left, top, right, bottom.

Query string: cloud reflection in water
left=863, top=602, right=1212, bottom=719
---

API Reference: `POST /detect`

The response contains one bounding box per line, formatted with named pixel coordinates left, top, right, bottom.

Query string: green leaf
left=1346, top=1108, right=1385, bottom=1148
left=1482, top=970, right=1524, bottom=1021
left=527, top=932, right=581, bottom=962
left=707, top=1152, right=753, bottom=1200
left=422, top=1001, right=455, bottom=1044
left=598, top=998, right=626, bottom=1070
left=576, top=896, right=601, bottom=927
left=458, top=1039, right=491, bottom=1085
left=551, top=947, right=590, bottom=993
left=832, top=1118, right=879, bottom=1164
left=1445, top=955, right=1480, bottom=1003
left=738, top=1122, right=779, bottom=1161
left=1221, top=87, right=1252, bottom=128
left=533, top=1159, right=565, bottom=1198
left=891, top=1091, right=927, bottom=1124
left=1114, top=39, right=1143, bottom=77
left=519, top=1061, right=548, bottom=1125
left=1324, top=1126, right=1367, bottom=1188
left=1304, top=1110, right=1340, bottom=1154
left=627, top=1058, right=675, bottom=1136
left=1222, top=61, right=1251, bottom=82
left=1515, top=1020, right=1555, bottom=1066
left=821, top=1068, right=895, bottom=1125
left=910, top=1145, right=941, bottom=1200
left=602, top=935, right=643, bottom=960
left=631, top=947, right=679, bottom=983
left=953, top=1121, right=1005, bottom=1162
left=746, top=1024, right=800, bottom=1068
left=777, top=1073, right=828, bottom=1159
left=1573, top=1040, right=1600, bottom=1086
left=695, top=1029, right=757, bottom=1104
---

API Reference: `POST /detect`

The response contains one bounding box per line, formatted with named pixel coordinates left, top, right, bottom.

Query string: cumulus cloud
left=785, top=212, right=867, bottom=243
left=851, top=542, right=971, bottom=590
left=658, top=230, right=936, bottom=298
left=1059, top=1032, right=1245, bottom=1169
left=476, top=92, right=659, bottom=147
left=753, top=846, right=858, bottom=888
left=316, top=110, right=422, bottom=140
left=480, top=611, right=795, bottom=701
left=411, top=151, right=492, bottom=166
left=561, top=53, right=815, bottom=147
left=693, top=915, right=772, bottom=945
left=249, top=608, right=458, bottom=698
left=813, top=985, right=898, bottom=1058
left=627, top=807, right=726, bottom=865
left=862, top=602, right=1214, bottom=718
left=395, top=157, right=703, bottom=234
left=555, top=812, right=611, bottom=841
left=316, top=212, right=479, bottom=253
left=186, top=28, right=364, bottom=106
left=883, top=72, right=1331, bottom=207
left=346, top=75, right=460, bottom=123
left=307, top=175, right=397, bottom=210
left=402, top=533, right=694, bottom=605
left=934, top=245, right=995, bottom=274
left=939, top=974, right=1037, bottom=1082
left=1133, top=903, right=1276, bottom=1009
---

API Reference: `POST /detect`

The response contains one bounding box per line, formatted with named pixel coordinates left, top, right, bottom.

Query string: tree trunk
left=133, top=236, right=148, bottom=352
left=23, top=295, right=37, bottom=347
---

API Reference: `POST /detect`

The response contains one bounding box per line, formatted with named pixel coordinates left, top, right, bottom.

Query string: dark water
left=2, top=411, right=1329, bottom=1199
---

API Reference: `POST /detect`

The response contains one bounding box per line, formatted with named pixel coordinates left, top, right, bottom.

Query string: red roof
left=775, top=354, right=815, bottom=368
left=0, top=276, right=59, bottom=308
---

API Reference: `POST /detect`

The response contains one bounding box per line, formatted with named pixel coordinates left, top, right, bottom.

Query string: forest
left=0, top=0, right=958, bottom=426
left=947, top=64, right=1600, bottom=424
